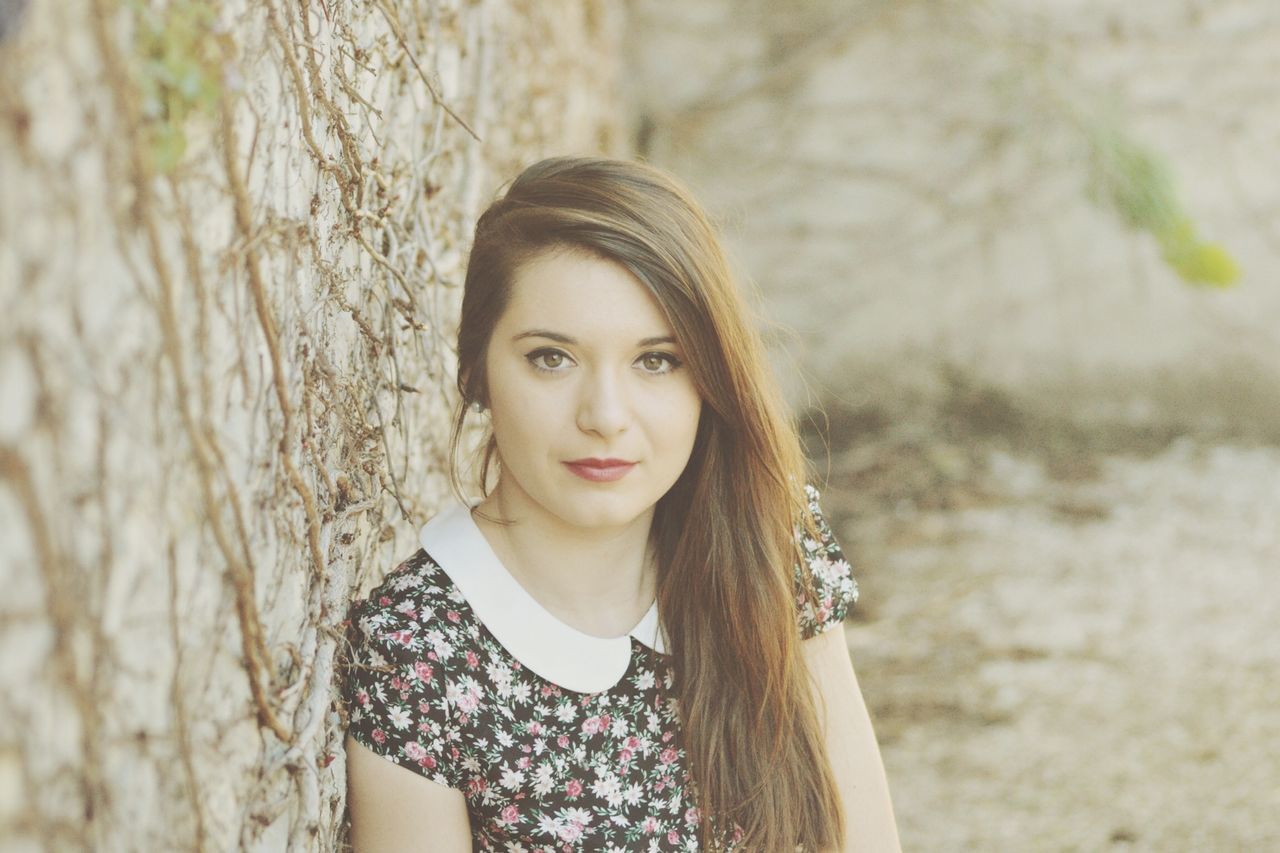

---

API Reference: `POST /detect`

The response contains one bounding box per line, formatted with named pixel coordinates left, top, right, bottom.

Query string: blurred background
left=623, top=4, right=1280, bottom=849
left=1, top=0, right=1277, bottom=850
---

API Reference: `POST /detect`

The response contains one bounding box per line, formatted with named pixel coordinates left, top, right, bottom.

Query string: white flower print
left=531, top=763, right=555, bottom=797
left=535, top=813, right=562, bottom=839
left=386, top=705, right=412, bottom=731
left=554, top=701, right=578, bottom=722
left=634, top=670, right=655, bottom=690
left=487, top=660, right=513, bottom=688
left=590, top=773, right=623, bottom=808
left=562, top=807, right=593, bottom=827
left=389, top=573, right=420, bottom=592
left=499, top=766, right=525, bottom=790
left=422, top=628, right=453, bottom=658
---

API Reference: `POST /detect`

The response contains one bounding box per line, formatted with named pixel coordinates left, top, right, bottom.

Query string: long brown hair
left=447, top=156, right=843, bottom=851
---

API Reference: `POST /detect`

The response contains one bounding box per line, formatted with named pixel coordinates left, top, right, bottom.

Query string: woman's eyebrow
left=511, top=329, right=677, bottom=347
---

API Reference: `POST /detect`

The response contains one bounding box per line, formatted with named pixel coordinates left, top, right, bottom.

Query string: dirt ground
left=823, top=429, right=1280, bottom=852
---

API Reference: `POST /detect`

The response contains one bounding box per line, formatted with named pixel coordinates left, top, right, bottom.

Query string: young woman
left=341, top=156, right=900, bottom=851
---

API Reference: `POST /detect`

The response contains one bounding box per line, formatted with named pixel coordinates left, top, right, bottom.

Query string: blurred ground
left=810, top=400, right=1280, bottom=852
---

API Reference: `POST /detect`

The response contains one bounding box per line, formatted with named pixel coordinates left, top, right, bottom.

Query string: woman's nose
left=576, top=368, right=629, bottom=436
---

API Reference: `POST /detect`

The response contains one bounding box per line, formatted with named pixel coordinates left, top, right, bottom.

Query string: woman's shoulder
left=346, top=550, right=469, bottom=644
left=794, top=483, right=859, bottom=639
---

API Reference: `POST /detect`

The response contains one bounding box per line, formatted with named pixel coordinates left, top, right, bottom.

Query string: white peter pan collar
left=418, top=498, right=669, bottom=694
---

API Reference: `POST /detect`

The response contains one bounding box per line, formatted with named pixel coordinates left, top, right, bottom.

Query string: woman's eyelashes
left=637, top=352, right=683, bottom=374
left=524, top=348, right=683, bottom=375
left=526, top=348, right=571, bottom=373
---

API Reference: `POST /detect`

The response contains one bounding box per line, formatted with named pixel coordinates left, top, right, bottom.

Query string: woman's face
left=481, top=248, right=703, bottom=532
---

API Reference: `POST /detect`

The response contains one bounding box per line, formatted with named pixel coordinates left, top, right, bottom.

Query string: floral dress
left=340, top=484, right=857, bottom=852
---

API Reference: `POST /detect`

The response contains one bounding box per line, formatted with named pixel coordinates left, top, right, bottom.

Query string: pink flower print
left=465, top=650, right=479, bottom=668
left=667, top=830, right=680, bottom=845
left=642, top=816, right=659, bottom=834
left=558, top=824, right=583, bottom=842
left=661, top=731, right=673, bottom=743
left=378, top=596, right=391, bottom=606
left=371, top=729, right=386, bottom=745
left=446, top=610, right=461, bottom=623
left=499, top=804, right=520, bottom=825
left=405, top=743, right=436, bottom=769
left=518, top=756, right=531, bottom=769
left=413, top=661, right=434, bottom=681
left=684, top=807, right=701, bottom=826
left=356, top=689, right=370, bottom=707
left=625, top=736, right=640, bottom=749
left=427, top=651, right=438, bottom=661
left=582, top=716, right=603, bottom=736
left=529, top=722, right=543, bottom=735
left=619, top=748, right=633, bottom=762
left=541, top=685, right=555, bottom=697
left=557, top=735, right=570, bottom=748
left=659, top=748, right=678, bottom=766
left=565, top=779, right=583, bottom=798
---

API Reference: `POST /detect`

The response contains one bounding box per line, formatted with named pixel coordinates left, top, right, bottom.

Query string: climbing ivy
left=1087, top=124, right=1239, bottom=288
left=129, top=0, right=224, bottom=174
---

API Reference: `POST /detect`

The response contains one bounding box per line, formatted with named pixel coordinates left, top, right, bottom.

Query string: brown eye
left=527, top=349, right=572, bottom=372
left=638, top=353, right=680, bottom=374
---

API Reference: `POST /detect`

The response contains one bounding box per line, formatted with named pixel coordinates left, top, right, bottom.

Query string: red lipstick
left=563, top=458, right=636, bottom=483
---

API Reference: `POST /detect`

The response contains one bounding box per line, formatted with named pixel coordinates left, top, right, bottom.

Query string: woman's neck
left=470, top=488, right=657, bottom=638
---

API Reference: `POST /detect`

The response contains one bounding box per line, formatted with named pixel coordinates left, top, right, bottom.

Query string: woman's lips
left=563, top=460, right=636, bottom=482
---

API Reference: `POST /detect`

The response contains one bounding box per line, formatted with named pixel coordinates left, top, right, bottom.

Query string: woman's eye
left=527, top=349, right=571, bottom=372
left=638, top=352, right=681, bottom=374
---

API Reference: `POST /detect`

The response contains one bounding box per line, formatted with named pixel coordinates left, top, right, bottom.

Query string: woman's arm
left=802, top=627, right=902, bottom=853
left=345, top=734, right=473, bottom=852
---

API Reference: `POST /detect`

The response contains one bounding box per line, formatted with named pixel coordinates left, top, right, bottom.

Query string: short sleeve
left=340, top=558, right=465, bottom=790
left=794, top=484, right=859, bottom=640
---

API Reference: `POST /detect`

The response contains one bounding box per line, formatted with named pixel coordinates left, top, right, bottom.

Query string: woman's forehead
left=499, top=250, right=678, bottom=343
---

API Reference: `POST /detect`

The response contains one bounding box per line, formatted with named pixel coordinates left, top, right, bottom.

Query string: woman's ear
left=460, top=368, right=488, bottom=412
